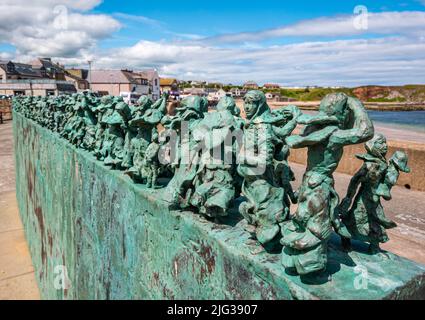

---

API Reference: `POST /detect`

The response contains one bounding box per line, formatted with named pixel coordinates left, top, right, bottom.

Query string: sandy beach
left=374, top=123, right=425, bottom=144
left=297, top=109, right=425, bottom=144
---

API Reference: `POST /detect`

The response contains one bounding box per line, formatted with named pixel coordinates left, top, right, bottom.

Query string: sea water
left=368, top=111, right=425, bottom=133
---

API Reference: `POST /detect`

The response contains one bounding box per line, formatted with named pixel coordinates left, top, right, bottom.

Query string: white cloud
left=0, top=0, right=103, bottom=11
left=80, top=36, right=425, bottom=86
left=0, top=0, right=120, bottom=58
left=206, top=11, right=425, bottom=43
left=1, top=4, right=424, bottom=86
left=113, top=13, right=163, bottom=28
left=113, top=13, right=203, bottom=40
left=0, top=51, right=12, bottom=60
left=107, top=41, right=207, bottom=64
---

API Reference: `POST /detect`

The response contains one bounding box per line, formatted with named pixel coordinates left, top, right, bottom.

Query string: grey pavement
left=0, top=121, right=40, bottom=300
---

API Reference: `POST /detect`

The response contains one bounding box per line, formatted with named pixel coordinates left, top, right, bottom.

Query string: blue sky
left=1, top=0, right=425, bottom=86
left=96, top=0, right=425, bottom=45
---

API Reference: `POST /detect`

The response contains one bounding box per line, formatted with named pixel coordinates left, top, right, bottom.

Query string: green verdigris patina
left=281, top=93, right=374, bottom=277
left=189, top=96, right=244, bottom=218
left=11, top=90, right=425, bottom=299
left=12, top=112, right=425, bottom=299
left=237, top=91, right=299, bottom=249
left=338, top=134, right=410, bottom=254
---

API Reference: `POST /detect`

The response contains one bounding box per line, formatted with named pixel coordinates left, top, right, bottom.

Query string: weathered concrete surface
left=0, top=121, right=40, bottom=300
left=0, top=121, right=16, bottom=195
left=13, top=113, right=425, bottom=300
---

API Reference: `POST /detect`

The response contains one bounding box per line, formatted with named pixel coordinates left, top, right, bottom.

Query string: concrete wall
left=0, top=68, right=6, bottom=82
left=90, top=83, right=130, bottom=96
left=0, top=89, right=58, bottom=96
left=0, top=83, right=60, bottom=96
left=289, top=141, right=425, bottom=192
left=13, top=112, right=425, bottom=300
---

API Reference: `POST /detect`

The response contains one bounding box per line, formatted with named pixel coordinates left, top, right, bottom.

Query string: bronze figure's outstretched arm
left=330, top=97, right=374, bottom=147
left=286, top=126, right=338, bottom=149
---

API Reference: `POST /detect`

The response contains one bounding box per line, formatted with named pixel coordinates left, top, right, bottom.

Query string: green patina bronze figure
left=13, top=90, right=413, bottom=282
left=189, top=96, right=244, bottom=218
left=121, top=96, right=153, bottom=171
left=338, top=135, right=410, bottom=254
left=377, top=151, right=410, bottom=200
left=12, top=91, right=425, bottom=300
left=125, top=93, right=169, bottom=183
left=89, top=96, right=125, bottom=167
left=52, top=97, right=66, bottom=133
left=281, top=93, right=374, bottom=276
left=162, top=95, right=208, bottom=207
left=101, top=110, right=126, bottom=168
left=112, top=97, right=133, bottom=167
left=65, top=95, right=87, bottom=147
left=57, top=95, right=72, bottom=137
left=80, top=92, right=100, bottom=152
left=276, top=143, right=298, bottom=210
left=238, top=90, right=300, bottom=248
left=143, top=131, right=161, bottom=188
left=92, top=95, right=114, bottom=159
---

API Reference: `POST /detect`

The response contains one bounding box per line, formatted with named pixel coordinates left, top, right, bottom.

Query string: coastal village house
left=263, top=83, right=281, bottom=89
left=230, top=87, right=247, bottom=98
left=265, top=92, right=282, bottom=101
left=0, top=61, right=44, bottom=81
left=65, top=68, right=91, bottom=91
left=88, top=70, right=149, bottom=97
left=68, top=68, right=159, bottom=100
left=31, top=58, right=66, bottom=80
left=160, top=78, right=180, bottom=97
left=243, top=81, right=259, bottom=90
left=137, top=69, right=160, bottom=100
left=182, top=87, right=207, bottom=97
left=208, top=89, right=230, bottom=101
left=32, top=58, right=89, bottom=92
left=0, top=58, right=82, bottom=96
left=1, top=57, right=160, bottom=100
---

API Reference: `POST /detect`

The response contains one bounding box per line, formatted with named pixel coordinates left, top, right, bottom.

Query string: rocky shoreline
left=235, top=99, right=425, bottom=111
left=271, top=101, right=425, bottom=111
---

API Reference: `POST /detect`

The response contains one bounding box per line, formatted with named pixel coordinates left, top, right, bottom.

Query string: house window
left=13, top=90, right=25, bottom=96
left=46, top=90, right=55, bottom=96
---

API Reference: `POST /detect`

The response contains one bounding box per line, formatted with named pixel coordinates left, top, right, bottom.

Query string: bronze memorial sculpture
left=238, top=91, right=300, bottom=249
left=13, top=90, right=411, bottom=280
left=338, top=134, right=410, bottom=255
left=281, top=93, right=374, bottom=276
